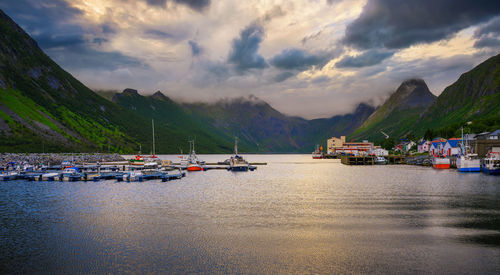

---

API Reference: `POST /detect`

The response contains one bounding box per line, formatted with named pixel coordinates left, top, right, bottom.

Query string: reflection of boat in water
left=374, top=156, right=387, bottom=165
left=482, top=151, right=500, bottom=175
left=312, top=144, right=323, bottom=159
left=186, top=140, right=205, bottom=171
left=228, top=139, right=255, bottom=171
left=432, top=156, right=450, bottom=169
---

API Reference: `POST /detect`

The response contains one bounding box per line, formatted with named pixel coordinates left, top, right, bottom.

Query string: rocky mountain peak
left=151, top=91, right=170, bottom=101
left=391, top=78, right=436, bottom=109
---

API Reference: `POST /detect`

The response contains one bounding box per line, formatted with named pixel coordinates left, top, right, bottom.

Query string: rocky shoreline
left=0, top=153, right=125, bottom=166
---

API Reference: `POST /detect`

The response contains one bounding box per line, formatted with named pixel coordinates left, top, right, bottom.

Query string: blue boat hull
left=458, top=167, right=480, bottom=172
left=482, top=166, right=500, bottom=175
left=230, top=166, right=249, bottom=172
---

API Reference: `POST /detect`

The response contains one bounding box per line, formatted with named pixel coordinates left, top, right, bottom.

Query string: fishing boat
left=312, top=144, right=324, bottom=159
left=432, top=156, right=450, bottom=169
left=456, top=127, right=480, bottom=172
left=186, top=140, right=205, bottom=171
left=482, top=151, right=500, bottom=175
left=457, top=155, right=480, bottom=172
left=62, top=167, right=83, bottom=181
left=228, top=138, right=253, bottom=171
left=129, top=155, right=145, bottom=165
left=374, top=156, right=387, bottom=165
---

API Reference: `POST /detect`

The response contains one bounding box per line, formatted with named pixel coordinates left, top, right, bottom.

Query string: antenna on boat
left=234, top=137, right=239, bottom=155
left=152, top=119, right=155, bottom=157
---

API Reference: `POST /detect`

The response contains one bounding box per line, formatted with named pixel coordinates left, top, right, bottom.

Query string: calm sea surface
left=1, top=154, right=500, bottom=273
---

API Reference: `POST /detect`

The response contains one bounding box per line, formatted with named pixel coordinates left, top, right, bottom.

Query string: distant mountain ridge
left=351, top=78, right=437, bottom=141
left=351, top=54, right=500, bottom=141
left=109, top=89, right=375, bottom=152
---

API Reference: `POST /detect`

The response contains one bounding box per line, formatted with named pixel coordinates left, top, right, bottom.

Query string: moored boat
left=228, top=138, right=254, bottom=171
left=457, top=154, right=480, bottom=172
left=432, top=156, right=450, bottom=169
left=374, top=156, right=387, bottom=165
left=185, top=140, right=205, bottom=171
left=482, top=152, right=500, bottom=175
left=312, top=144, right=324, bottom=159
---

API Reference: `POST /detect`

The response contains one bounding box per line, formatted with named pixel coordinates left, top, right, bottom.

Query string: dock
left=341, top=155, right=375, bottom=165
left=340, top=155, right=407, bottom=165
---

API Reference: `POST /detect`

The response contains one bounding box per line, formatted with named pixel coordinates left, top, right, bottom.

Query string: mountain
left=183, top=97, right=374, bottom=152
left=110, top=89, right=234, bottom=153
left=0, top=9, right=151, bottom=152
left=414, top=53, right=500, bottom=136
left=351, top=79, right=437, bottom=141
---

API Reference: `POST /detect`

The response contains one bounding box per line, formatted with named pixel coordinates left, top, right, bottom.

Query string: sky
left=1, top=0, right=500, bottom=119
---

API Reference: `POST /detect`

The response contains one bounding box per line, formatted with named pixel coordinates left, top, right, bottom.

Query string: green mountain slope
left=0, top=9, right=148, bottom=152
left=351, top=79, right=436, bottom=141
left=183, top=98, right=374, bottom=152
left=414, top=53, right=500, bottom=136
left=111, top=89, right=234, bottom=153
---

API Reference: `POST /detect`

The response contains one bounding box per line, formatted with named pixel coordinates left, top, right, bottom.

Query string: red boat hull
left=187, top=166, right=203, bottom=171
left=433, top=164, right=450, bottom=169
left=312, top=156, right=323, bottom=159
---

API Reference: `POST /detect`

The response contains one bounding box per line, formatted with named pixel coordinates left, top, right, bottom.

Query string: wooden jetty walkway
left=341, top=155, right=406, bottom=165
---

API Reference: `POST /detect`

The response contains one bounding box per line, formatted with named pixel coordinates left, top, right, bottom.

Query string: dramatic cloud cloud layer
left=1, top=0, right=499, bottom=118
left=343, top=0, right=500, bottom=49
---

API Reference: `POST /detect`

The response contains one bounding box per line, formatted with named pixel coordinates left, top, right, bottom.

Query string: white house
left=443, top=138, right=461, bottom=156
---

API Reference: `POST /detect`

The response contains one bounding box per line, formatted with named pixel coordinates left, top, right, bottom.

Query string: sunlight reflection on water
left=1, top=155, right=499, bottom=273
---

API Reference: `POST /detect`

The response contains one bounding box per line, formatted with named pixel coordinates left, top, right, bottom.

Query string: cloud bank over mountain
left=1, top=0, right=499, bottom=118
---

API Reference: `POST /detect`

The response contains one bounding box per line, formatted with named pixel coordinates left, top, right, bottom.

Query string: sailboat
left=457, top=127, right=480, bottom=172
left=186, top=140, right=205, bottom=171
left=129, top=119, right=158, bottom=165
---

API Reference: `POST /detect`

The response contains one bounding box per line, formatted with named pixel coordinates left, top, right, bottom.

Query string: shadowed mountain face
left=110, top=91, right=375, bottom=152
left=351, top=78, right=437, bottom=141
left=414, top=53, right=500, bottom=135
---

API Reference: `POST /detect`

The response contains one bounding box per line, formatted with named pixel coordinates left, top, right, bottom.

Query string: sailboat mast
left=152, top=119, right=155, bottom=156
left=235, top=138, right=238, bottom=155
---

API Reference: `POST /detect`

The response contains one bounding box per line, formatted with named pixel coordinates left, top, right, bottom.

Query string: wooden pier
left=341, top=155, right=375, bottom=165
left=340, top=155, right=407, bottom=165
left=386, top=155, right=406, bottom=164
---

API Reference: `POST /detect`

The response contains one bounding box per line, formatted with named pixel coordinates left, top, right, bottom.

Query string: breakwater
left=0, top=153, right=125, bottom=166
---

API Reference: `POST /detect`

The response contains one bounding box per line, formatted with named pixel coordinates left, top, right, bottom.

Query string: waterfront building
left=371, top=148, right=389, bottom=156
left=430, top=139, right=447, bottom=156
left=418, top=140, right=432, bottom=153
left=443, top=138, right=461, bottom=156
left=327, top=136, right=346, bottom=154
left=327, top=136, right=373, bottom=155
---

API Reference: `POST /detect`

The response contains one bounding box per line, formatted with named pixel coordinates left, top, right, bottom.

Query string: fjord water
left=1, top=155, right=499, bottom=273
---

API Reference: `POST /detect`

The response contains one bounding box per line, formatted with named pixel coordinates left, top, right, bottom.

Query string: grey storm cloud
left=269, top=48, right=331, bottom=71
left=0, top=0, right=143, bottom=71
left=335, top=49, right=394, bottom=68
left=145, top=0, right=210, bottom=11
left=228, top=23, right=268, bottom=71
left=188, top=40, right=202, bottom=56
left=473, top=17, right=500, bottom=48
left=343, top=0, right=500, bottom=49
left=273, top=71, right=295, bottom=82
left=145, top=29, right=173, bottom=39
